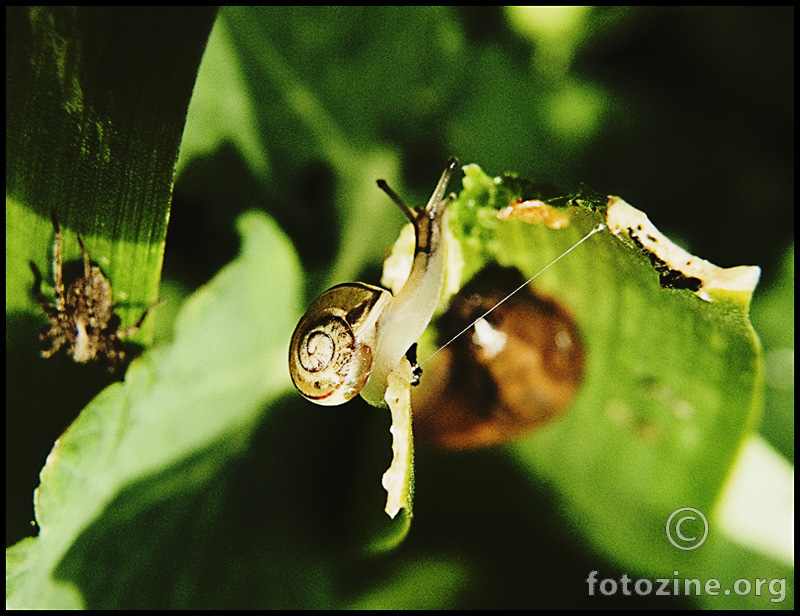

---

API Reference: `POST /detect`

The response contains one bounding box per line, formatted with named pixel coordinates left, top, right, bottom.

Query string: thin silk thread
left=420, top=223, right=606, bottom=366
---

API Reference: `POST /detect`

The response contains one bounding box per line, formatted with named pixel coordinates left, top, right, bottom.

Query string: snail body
left=289, top=159, right=457, bottom=407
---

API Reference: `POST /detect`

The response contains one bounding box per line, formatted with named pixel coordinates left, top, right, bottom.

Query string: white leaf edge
left=606, top=196, right=760, bottom=306
left=382, top=356, right=415, bottom=519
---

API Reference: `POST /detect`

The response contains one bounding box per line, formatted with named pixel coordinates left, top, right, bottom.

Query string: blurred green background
left=7, top=6, right=793, bottom=609
left=172, top=4, right=793, bottom=461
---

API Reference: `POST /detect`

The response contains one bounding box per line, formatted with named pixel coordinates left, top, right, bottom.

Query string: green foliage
left=7, top=7, right=217, bottom=331
left=751, top=246, right=795, bottom=461
left=7, top=6, right=792, bottom=610
left=8, top=212, right=304, bottom=608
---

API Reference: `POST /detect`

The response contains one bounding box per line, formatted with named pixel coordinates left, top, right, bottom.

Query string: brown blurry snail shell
left=412, top=264, right=585, bottom=449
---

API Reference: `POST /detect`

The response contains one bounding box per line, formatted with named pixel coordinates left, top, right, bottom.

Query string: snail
left=289, top=158, right=457, bottom=407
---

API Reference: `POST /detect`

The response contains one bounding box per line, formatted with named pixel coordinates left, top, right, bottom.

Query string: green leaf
left=415, top=164, right=783, bottom=607
left=347, top=555, right=470, bottom=610
left=5, top=4, right=217, bottom=565
left=7, top=7, right=217, bottom=335
left=751, top=245, right=794, bottom=461
left=6, top=211, right=304, bottom=608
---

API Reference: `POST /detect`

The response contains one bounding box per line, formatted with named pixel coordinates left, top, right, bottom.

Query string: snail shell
left=412, top=264, right=585, bottom=449
left=289, top=282, right=392, bottom=406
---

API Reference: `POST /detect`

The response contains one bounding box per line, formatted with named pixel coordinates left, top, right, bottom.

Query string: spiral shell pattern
left=289, top=283, right=391, bottom=406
